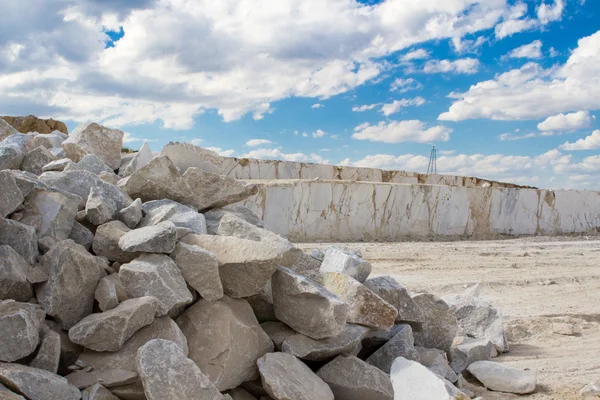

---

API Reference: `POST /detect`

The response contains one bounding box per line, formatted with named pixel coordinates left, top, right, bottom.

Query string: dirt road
left=298, top=237, right=600, bottom=399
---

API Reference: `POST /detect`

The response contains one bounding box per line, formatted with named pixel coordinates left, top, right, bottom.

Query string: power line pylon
left=426, top=145, right=437, bottom=175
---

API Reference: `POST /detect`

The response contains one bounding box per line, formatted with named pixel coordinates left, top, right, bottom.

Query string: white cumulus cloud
left=205, top=147, right=235, bottom=157
left=312, top=129, right=327, bottom=138
left=352, top=120, right=452, bottom=144
left=401, top=49, right=429, bottom=61
left=380, top=97, right=426, bottom=116
left=423, top=58, right=480, bottom=74
left=246, top=139, right=273, bottom=147
left=244, top=148, right=328, bottom=164
left=560, top=130, right=600, bottom=150
left=537, top=111, right=595, bottom=131
left=506, top=40, right=543, bottom=59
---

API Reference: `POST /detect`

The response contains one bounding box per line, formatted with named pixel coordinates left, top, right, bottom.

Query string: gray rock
left=412, top=293, right=459, bottom=352
left=0, top=363, right=80, bottom=400
left=42, top=158, right=74, bottom=172
left=449, top=337, right=493, bottom=374
left=204, top=205, right=264, bottom=234
left=246, top=283, right=276, bottom=323
left=108, top=380, right=146, bottom=399
left=92, top=221, right=140, bottom=263
left=416, top=347, right=458, bottom=383
left=142, top=199, right=207, bottom=234
left=136, top=339, right=223, bottom=400
left=390, top=357, right=469, bottom=400
left=181, top=234, right=283, bottom=298
left=257, top=353, right=334, bottom=400
left=69, top=297, right=159, bottom=352
left=0, top=119, right=19, bottom=141
left=36, top=240, right=106, bottom=329
left=320, top=247, right=372, bottom=283
left=138, top=202, right=177, bottom=228
left=49, top=147, right=65, bottom=158
left=227, top=388, right=257, bottom=400
left=120, top=142, right=154, bottom=177
left=260, top=322, right=296, bottom=350
left=0, top=171, right=23, bottom=218
left=0, top=386, right=25, bottom=399
left=176, top=296, right=274, bottom=391
left=160, top=142, right=223, bottom=174
left=0, top=246, right=33, bottom=301
left=37, top=236, right=57, bottom=255
left=29, top=327, right=61, bottom=373
left=0, top=142, right=24, bottom=171
left=70, top=154, right=114, bottom=175
left=94, top=276, right=120, bottom=312
left=170, top=242, right=223, bottom=301
left=20, top=189, right=79, bottom=242
left=359, top=324, right=407, bottom=359
left=85, top=186, right=118, bottom=226
left=317, top=355, right=393, bottom=400
left=272, top=267, right=348, bottom=340
left=98, top=171, right=119, bottom=185
left=182, top=167, right=258, bottom=211
left=0, top=301, right=40, bottom=362
left=282, top=324, right=368, bottom=362
left=366, top=324, right=419, bottom=373
left=119, top=254, right=193, bottom=317
left=117, top=198, right=142, bottom=229
left=364, top=276, right=424, bottom=326
left=69, top=221, right=94, bottom=251
left=0, top=218, right=38, bottom=264
left=81, top=384, right=119, bottom=400
left=468, top=361, right=536, bottom=394
left=66, top=368, right=138, bottom=389
left=118, top=220, right=177, bottom=253
left=77, top=316, right=188, bottom=373
left=42, top=320, right=83, bottom=375
left=62, top=122, right=123, bottom=169
left=20, top=146, right=55, bottom=175
left=8, top=170, right=48, bottom=198
left=31, top=133, right=65, bottom=150
left=316, top=272, right=397, bottom=330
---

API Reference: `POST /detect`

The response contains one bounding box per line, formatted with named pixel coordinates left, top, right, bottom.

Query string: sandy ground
left=297, top=237, right=600, bottom=399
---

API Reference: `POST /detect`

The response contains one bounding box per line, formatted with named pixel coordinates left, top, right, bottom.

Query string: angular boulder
left=69, top=154, right=114, bottom=175
left=69, top=221, right=94, bottom=250
left=412, top=293, right=459, bottom=352
left=416, top=347, right=458, bottom=383
left=170, top=242, right=223, bottom=301
left=0, top=301, right=40, bottom=362
left=0, top=118, right=19, bottom=141
left=272, top=267, right=348, bottom=340
left=85, top=186, right=118, bottom=226
left=366, top=324, right=420, bottom=373
left=449, top=337, right=493, bottom=374
left=94, top=275, right=121, bottom=311
left=0, top=363, right=80, bottom=400
left=176, top=296, right=273, bottom=391
left=0, top=246, right=33, bottom=301
left=118, top=220, right=177, bottom=253
left=20, top=189, right=79, bottom=242
left=136, top=339, right=223, bottom=400
left=0, top=218, right=38, bottom=265
left=160, top=142, right=223, bottom=174
left=29, top=327, right=61, bottom=373
left=117, top=198, right=143, bottom=229
left=20, top=146, right=55, bottom=175
left=281, top=324, right=368, bottom=362
left=260, top=322, right=296, bottom=351
left=120, top=142, right=154, bottom=177
left=81, top=384, right=120, bottom=400
left=62, top=122, right=123, bottom=169
left=65, top=368, right=138, bottom=389
left=364, top=276, right=424, bottom=325
left=92, top=221, right=140, bottom=263
left=0, top=171, right=23, bottom=218
left=143, top=199, right=207, bottom=233
left=320, top=247, right=372, bottom=283
left=467, top=361, right=536, bottom=394
left=42, top=158, right=73, bottom=173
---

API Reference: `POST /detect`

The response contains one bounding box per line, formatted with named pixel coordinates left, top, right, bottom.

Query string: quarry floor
left=298, top=237, right=600, bottom=400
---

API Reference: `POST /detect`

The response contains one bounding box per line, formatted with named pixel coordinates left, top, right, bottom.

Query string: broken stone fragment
left=257, top=352, right=334, bottom=400
left=176, top=296, right=274, bottom=391
left=0, top=301, right=40, bottom=362
left=316, top=355, right=393, bottom=400
left=117, top=198, right=143, bottom=229
left=81, top=383, right=119, bottom=400
left=260, top=322, right=296, bottom=351
left=366, top=323, right=420, bottom=373
left=36, top=240, right=106, bottom=329
left=92, top=221, right=140, bottom=263
left=412, top=293, right=459, bottom=352
left=19, top=188, right=79, bottom=243
left=416, top=347, right=458, bottom=383
left=69, top=221, right=93, bottom=251
left=181, top=234, right=283, bottom=298
left=20, top=146, right=55, bottom=175
left=42, top=158, right=73, bottom=172
left=467, top=361, right=536, bottom=394
left=138, top=202, right=177, bottom=227
left=0, top=386, right=25, bottom=399
left=85, top=186, right=118, bottom=226
left=204, top=205, right=264, bottom=234
left=0, top=218, right=38, bottom=265
left=320, top=247, right=372, bottom=283
left=62, top=122, right=123, bottom=169
left=170, top=242, right=223, bottom=301
left=136, top=339, right=224, bottom=400
left=94, top=276, right=120, bottom=312
left=226, top=388, right=257, bottom=400
left=448, top=337, right=493, bottom=374
left=281, top=324, right=368, bottom=362
left=120, top=142, right=154, bottom=177
left=0, top=363, right=81, bottom=400
left=245, top=282, right=276, bottom=323
left=364, top=275, right=424, bottom=326
left=0, top=245, right=33, bottom=302
left=69, top=296, right=159, bottom=352
left=118, top=220, right=177, bottom=253
left=160, top=142, right=223, bottom=174
left=271, top=267, right=348, bottom=340
left=143, top=199, right=207, bottom=233
left=316, top=272, right=397, bottom=330
left=119, top=254, right=193, bottom=317
left=29, top=327, right=61, bottom=374
left=69, top=154, right=115, bottom=176
left=0, top=171, right=23, bottom=218
left=0, top=118, right=19, bottom=141
left=65, top=368, right=138, bottom=389
left=390, top=357, right=469, bottom=400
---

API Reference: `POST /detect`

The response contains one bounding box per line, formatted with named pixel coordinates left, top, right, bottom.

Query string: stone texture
left=170, top=242, right=223, bottom=301
left=9, top=170, right=48, bottom=198
left=181, top=234, right=284, bottom=298
left=0, top=387, right=25, bottom=400
left=77, top=316, right=188, bottom=373
left=449, top=337, right=493, bottom=374
left=62, top=122, right=123, bottom=169
left=29, top=328, right=61, bottom=373
left=119, top=254, right=193, bottom=317
left=1, top=115, right=68, bottom=134
left=0, top=363, right=80, bottom=400
left=0, top=171, right=23, bottom=218
left=82, top=384, right=119, bottom=400
left=316, top=355, right=393, bottom=400
left=0, top=118, right=19, bottom=141
left=69, top=221, right=94, bottom=250
left=94, top=276, right=120, bottom=311
left=70, top=154, right=114, bottom=175
left=246, top=283, right=276, bottom=323
left=0, top=141, right=24, bottom=171
left=416, top=347, right=458, bottom=383
left=316, top=272, right=397, bottom=330
left=92, top=221, right=140, bottom=263
left=257, top=353, right=334, bottom=400
left=42, top=158, right=73, bottom=172
left=36, top=240, right=106, bottom=329
left=260, top=322, right=296, bottom=351
left=390, top=357, right=469, bottom=400
left=0, top=301, right=40, bottom=362
left=182, top=167, right=258, bottom=211
left=364, top=275, right=424, bottom=326
left=272, top=267, right=348, bottom=340
left=66, top=368, right=138, bottom=389
left=468, top=361, right=536, bottom=394
left=0, top=218, right=38, bottom=264
left=366, top=324, right=419, bottom=373
left=0, top=246, right=33, bottom=302
left=227, top=388, right=257, bottom=400
left=177, top=297, right=273, bottom=391
left=160, top=142, right=223, bottom=174
left=142, top=199, right=207, bottom=233
left=85, top=186, right=118, bottom=226
left=20, top=146, right=55, bottom=175
left=69, top=296, right=159, bottom=352
left=281, top=324, right=368, bottom=362
left=118, top=220, right=177, bottom=253
left=358, top=324, right=407, bottom=359
left=136, top=339, right=223, bottom=400
left=117, top=198, right=143, bottom=229
left=204, top=205, right=264, bottom=234
left=120, top=142, right=154, bottom=177
left=320, top=247, right=372, bottom=283
left=412, top=293, right=459, bottom=352
left=20, top=189, right=79, bottom=242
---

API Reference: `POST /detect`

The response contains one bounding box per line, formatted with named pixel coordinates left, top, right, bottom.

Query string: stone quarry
left=3, top=118, right=586, bottom=399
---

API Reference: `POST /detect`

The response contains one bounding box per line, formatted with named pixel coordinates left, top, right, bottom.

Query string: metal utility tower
left=426, top=145, right=437, bottom=175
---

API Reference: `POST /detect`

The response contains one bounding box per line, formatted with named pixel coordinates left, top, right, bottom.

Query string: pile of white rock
left=0, top=119, right=537, bottom=400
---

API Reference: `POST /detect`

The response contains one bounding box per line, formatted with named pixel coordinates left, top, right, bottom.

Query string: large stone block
left=0, top=363, right=80, bottom=400
left=0, top=171, right=23, bottom=217
left=62, top=122, right=123, bottom=169
left=0, top=246, right=33, bottom=302
left=0, top=301, right=40, bottom=362
left=170, top=242, right=223, bottom=301
left=412, top=293, right=459, bottom=352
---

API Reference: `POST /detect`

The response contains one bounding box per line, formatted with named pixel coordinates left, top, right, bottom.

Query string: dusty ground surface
left=298, top=236, right=600, bottom=399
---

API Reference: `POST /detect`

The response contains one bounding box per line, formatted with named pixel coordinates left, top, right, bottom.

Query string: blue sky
left=2, top=0, right=600, bottom=189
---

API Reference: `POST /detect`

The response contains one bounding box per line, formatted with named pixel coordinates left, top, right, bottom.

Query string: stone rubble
left=0, top=121, right=537, bottom=399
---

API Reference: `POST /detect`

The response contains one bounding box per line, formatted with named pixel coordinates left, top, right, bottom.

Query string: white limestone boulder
left=467, top=361, right=536, bottom=394
left=62, top=122, right=123, bottom=169
left=0, top=363, right=80, bottom=400
left=160, top=142, right=223, bottom=174
left=68, top=154, right=115, bottom=176
left=20, top=146, right=55, bottom=175
left=412, top=293, right=459, bottom=352
left=320, top=247, right=372, bottom=283
left=141, top=199, right=207, bottom=234
left=449, top=337, right=493, bottom=374
left=19, top=188, right=79, bottom=242
left=120, top=142, right=154, bottom=177
left=92, top=221, right=140, bottom=263
left=118, top=220, right=178, bottom=253
left=117, top=198, right=143, bottom=229
left=170, top=242, right=223, bottom=301
left=41, top=158, right=73, bottom=172
left=0, top=301, right=40, bottom=362
left=281, top=324, right=368, bottom=362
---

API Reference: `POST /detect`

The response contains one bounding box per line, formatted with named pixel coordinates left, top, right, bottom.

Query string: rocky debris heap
left=1, top=115, right=68, bottom=135
left=0, top=121, right=536, bottom=400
